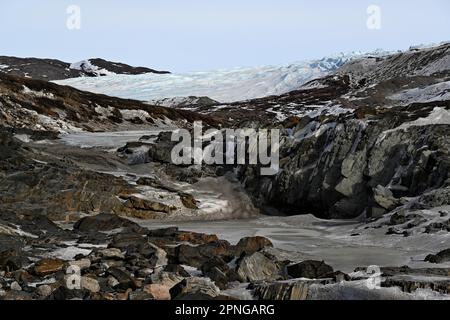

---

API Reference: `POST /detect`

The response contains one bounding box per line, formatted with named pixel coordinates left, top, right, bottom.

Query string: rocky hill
left=0, top=44, right=449, bottom=300
left=0, top=56, right=169, bottom=81
left=0, top=72, right=219, bottom=136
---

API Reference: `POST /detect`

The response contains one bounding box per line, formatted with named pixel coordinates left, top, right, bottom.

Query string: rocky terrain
left=0, top=43, right=449, bottom=300
left=0, top=56, right=169, bottom=81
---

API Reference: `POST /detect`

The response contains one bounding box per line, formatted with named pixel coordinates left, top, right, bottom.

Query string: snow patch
left=380, top=107, right=450, bottom=140
left=22, top=85, right=55, bottom=99
left=389, top=81, right=450, bottom=105
left=70, top=59, right=116, bottom=76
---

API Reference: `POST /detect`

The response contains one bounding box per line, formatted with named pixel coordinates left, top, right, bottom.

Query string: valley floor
left=49, top=129, right=449, bottom=273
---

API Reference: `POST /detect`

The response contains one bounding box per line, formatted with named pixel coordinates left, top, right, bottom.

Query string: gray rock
left=37, top=285, right=53, bottom=297
left=170, top=277, right=220, bottom=300
left=425, top=249, right=450, bottom=264
left=10, top=281, right=22, bottom=291
left=286, top=260, right=334, bottom=279
left=236, top=252, right=280, bottom=282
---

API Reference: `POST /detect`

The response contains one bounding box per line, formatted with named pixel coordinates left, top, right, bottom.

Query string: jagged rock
left=416, top=187, right=450, bottom=208
left=123, top=195, right=173, bottom=213
left=253, top=279, right=333, bottom=300
left=0, top=249, right=26, bottom=272
left=164, top=264, right=191, bottom=277
left=147, top=228, right=218, bottom=246
left=73, top=213, right=139, bottom=232
left=109, top=232, right=147, bottom=249
left=1, top=290, right=33, bottom=300
left=424, top=220, right=450, bottom=234
left=150, top=271, right=185, bottom=289
left=147, top=132, right=178, bottom=163
left=373, top=185, right=401, bottom=210
left=170, top=277, right=220, bottom=300
left=107, top=276, right=120, bottom=288
left=81, top=276, right=100, bottom=293
left=10, top=281, right=22, bottom=291
left=425, top=249, right=450, bottom=264
left=234, top=236, right=273, bottom=257
left=106, top=267, right=137, bottom=291
left=143, top=284, right=171, bottom=300
left=94, top=248, right=125, bottom=260
left=68, top=259, right=91, bottom=271
left=37, top=285, right=53, bottom=297
left=128, top=290, right=154, bottom=300
left=200, top=257, right=243, bottom=289
left=33, top=258, right=65, bottom=277
left=286, top=260, right=334, bottom=279
left=236, top=252, right=280, bottom=282
left=179, top=193, right=199, bottom=209
left=174, top=240, right=234, bottom=268
left=49, top=286, right=89, bottom=300
left=382, top=275, right=450, bottom=294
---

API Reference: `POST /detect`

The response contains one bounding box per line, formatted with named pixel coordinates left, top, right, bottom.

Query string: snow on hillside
left=55, top=52, right=381, bottom=103
left=70, top=59, right=116, bottom=76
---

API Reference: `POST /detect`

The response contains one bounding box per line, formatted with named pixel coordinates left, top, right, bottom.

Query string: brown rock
left=143, top=284, right=171, bottom=300
left=34, top=258, right=65, bottom=276
left=234, top=236, right=273, bottom=257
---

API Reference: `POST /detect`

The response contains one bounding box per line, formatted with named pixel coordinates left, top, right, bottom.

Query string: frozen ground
left=139, top=214, right=450, bottom=273
left=59, top=130, right=165, bottom=149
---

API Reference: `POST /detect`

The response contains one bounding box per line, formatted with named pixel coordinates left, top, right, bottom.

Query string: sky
left=1, top=0, right=449, bottom=72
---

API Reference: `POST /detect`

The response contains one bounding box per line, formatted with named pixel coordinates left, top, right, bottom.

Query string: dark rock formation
left=0, top=56, right=169, bottom=81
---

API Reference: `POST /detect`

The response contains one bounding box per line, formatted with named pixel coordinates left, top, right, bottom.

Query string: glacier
left=54, top=52, right=387, bottom=103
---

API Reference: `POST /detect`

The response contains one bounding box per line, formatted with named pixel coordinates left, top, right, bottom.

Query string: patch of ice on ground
left=14, top=134, right=31, bottom=143
left=48, top=246, right=93, bottom=261
left=27, top=278, right=57, bottom=288
left=0, top=223, right=38, bottom=238
left=22, top=85, right=55, bottom=99
left=59, top=130, right=167, bottom=149
left=143, top=211, right=449, bottom=273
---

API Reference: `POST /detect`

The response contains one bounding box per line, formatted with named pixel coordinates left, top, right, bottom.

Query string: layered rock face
left=218, top=43, right=450, bottom=219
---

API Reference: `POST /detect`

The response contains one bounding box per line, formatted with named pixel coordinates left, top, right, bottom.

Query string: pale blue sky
left=1, top=0, right=449, bottom=72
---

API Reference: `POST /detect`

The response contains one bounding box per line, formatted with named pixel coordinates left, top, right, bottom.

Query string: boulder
left=122, top=195, right=174, bottom=213
left=200, top=257, right=242, bottom=289
left=234, top=236, right=273, bottom=257
left=150, top=271, right=185, bottom=289
left=163, top=264, right=191, bottom=277
left=236, top=252, right=280, bottom=282
left=286, top=260, right=334, bottom=279
left=170, top=277, right=220, bottom=300
left=128, top=290, right=154, bottom=300
left=253, top=279, right=333, bottom=300
left=73, top=213, right=139, bottom=232
left=33, top=258, right=65, bottom=277
left=37, top=285, right=53, bottom=297
left=81, top=276, right=101, bottom=293
left=68, top=258, right=91, bottom=271
left=106, top=267, right=137, bottom=291
left=175, top=240, right=234, bottom=268
left=425, top=249, right=450, bottom=264
left=143, top=284, right=171, bottom=300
